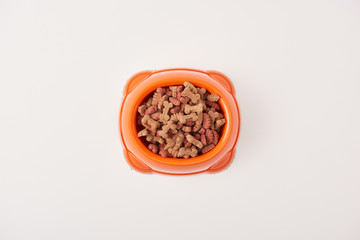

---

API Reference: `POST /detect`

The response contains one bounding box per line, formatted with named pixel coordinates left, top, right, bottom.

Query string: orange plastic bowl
left=119, top=69, right=240, bottom=175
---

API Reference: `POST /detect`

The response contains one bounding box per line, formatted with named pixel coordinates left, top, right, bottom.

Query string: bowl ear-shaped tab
left=123, top=70, right=153, bottom=95
left=207, top=70, right=235, bottom=95
left=207, top=149, right=236, bottom=173
left=125, top=150, right=153, bottom=173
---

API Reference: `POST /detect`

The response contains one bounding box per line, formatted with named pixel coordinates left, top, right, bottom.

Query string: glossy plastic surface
left=119, top=69, right=240, bottom=175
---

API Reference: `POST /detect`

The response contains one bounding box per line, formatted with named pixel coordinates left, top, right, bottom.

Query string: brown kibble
left=169, top=86, right=178, bottom=98
left=141, top=114, right=160, bottom=131
left=182, top=126, right=192, bottom=133
left=178, top=146, right=198, bottom=157
left=205, top=128, right=214, bottom=144
left=207, top=94, right=220, bottom=102
left=192, top=112, right=203, bottom=132
left=185, top=121, right=196, bottom=126
left=145, top=98, right=153, bottom=107
left=159, top=150, right=172, bottom=157
left=197, top=87, right=206, bottom=99
left=206, top=101, right=220, bottom=110
left=213, top=130, right=219, bottom=145
left=180, top=96, right=190, bottom=104
left=176, top=86, right=184, bottom=100
left=177, top=85, right=184, bottom=92
left=158, top=121, right=177, bottom=138
left=215, top=118, right=226, bottom=130
left=166, top=88, right=172, bottom=97
left=138, top=105, right=147, bottom=116
left=200, top=134, right=207, bottom=146
left=145, top=106, right=157, bottom=115
left=207, top=111, right=219, bottom=129
left=148, top=144, right=159, bottom=154
left=157, top=95, right=167, bottom=111
left=146, top=135, right=164, bottom=144
left=186, top=134, right=203, bottom=149
left=192, top=124, right=201, bottom=132
left=198, top=127, right=205, bottom=135
left=184, top=103, right=203, bottom=114
left=137, top=129, right=148, bottom=137
left=184, top=142, right=192, bottom=148
left=195, top=133, right=201, bottom=140
left=152, top=92, right=161, bottom=108
left=176, top=122, right=183, bottom=129
left=203, top=113, right=211, bottom=129
left=159, top=101, right=173, bottom=123
left=201, top=144, right=215, bottom=154
left=183, top=82, right=198, bottom=93
left=181, top=85, right=200, bottom=103
left=150, top=112, right=161, bottom=120
left=164, top=137, right=175, bottom=150
left=179, top=96, right=189, bottom=113
left=169, top=97, right=181, bottom=106
left=188, top=99, right=196, bottom=106
left=180, top=103, right=185, bottom=113
left=173, top=133, right=184, bottom=150
left=198, top=99, right=207, bottom=111
left=167, top=148, right=178, bottom=157
left=156, top=87, right=166, bottom=95
left=170, top=106, right=180, bottom=114
left=183, top=138, right=192, bottom=148
left=171, top=112, right=198, bottom=124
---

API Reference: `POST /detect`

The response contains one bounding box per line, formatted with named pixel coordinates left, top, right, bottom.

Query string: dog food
left=137, top=82, right=226, bottom=158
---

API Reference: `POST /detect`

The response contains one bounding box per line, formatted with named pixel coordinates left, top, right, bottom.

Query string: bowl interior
left=132, top=80, right=231, bottom=165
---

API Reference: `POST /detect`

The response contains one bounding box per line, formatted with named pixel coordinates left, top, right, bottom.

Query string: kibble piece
left=183, top=81, right=198, bottom=93
left=148, top=144, right=159, bottom=154
left=186, top=134, right=203, bottom=149
left=207, top=111, right=219, bottom=129
left=173, top=133, right=184, bottom=150
left=200, top=134, right=207, bottom=146
left=205, top=128, right=214, bottom=144
left=215, top=119, right=226, bottom=130
left=182, top=126, right=192, bottom=133
left=138, top=105, right=147, bottom=116
left=202, top=113, right=211, bottom=129
left=206, top=101, right=220, bottom=110
left=159, top=150, right=172, bottom=158
left=150, top=112, right=161, bottom=120
left=159, top=101, right=173, bottom=123
left=141, top=114, right=160, bottom=131
left=145, top=106, right=157, bottom=115
left=169, top=97, right=181, bottom=106
left=181, top=87, right=200, bottom=103
left=169, top=86, right=178, bottom=98
left=170, top=106, right=180, bottom=114
left=201, top=144, right=216, bottom=154
left=138, top=129, right=149, bottom=137
left=184, top=103, right=203, bottom=114
left=213, top=130, right=219, bottom=145
left=178, top=146, right=198, bottom=158
left=207, top=94, right=220, bottom=102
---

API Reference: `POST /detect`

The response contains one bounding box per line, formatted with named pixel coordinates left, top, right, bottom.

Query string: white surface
left=1, top=0, right=359, bottom=239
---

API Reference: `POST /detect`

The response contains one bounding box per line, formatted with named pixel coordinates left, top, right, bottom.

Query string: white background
left=0, top=0, right=359, bottom=239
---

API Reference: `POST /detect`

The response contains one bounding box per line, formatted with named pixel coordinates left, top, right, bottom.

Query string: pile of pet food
left=137, top=82, right=225, bottom=158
